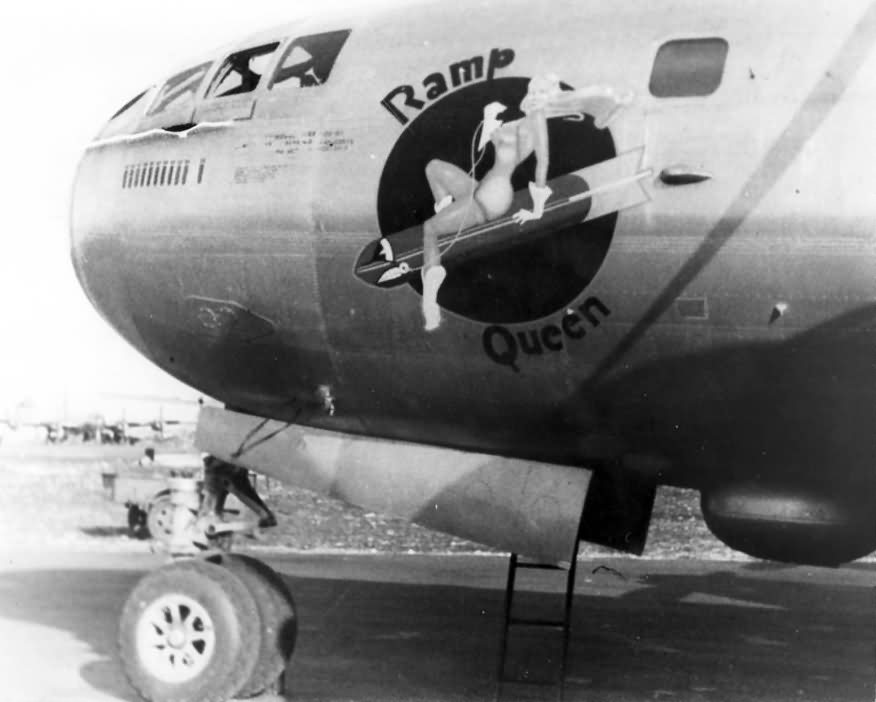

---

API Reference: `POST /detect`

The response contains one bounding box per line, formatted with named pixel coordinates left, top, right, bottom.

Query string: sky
left=0, top=0, right=364, bottom=418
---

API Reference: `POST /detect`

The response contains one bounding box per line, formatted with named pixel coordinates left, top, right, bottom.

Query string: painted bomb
left=482, top=297, right=611, bottom=371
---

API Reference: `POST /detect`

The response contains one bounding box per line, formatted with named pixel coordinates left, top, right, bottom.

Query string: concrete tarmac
left=0, top=550, right=873, bottom=702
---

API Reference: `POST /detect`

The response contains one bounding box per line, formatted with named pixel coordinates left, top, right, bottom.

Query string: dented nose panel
left=69, top=133, right=335, bottom=410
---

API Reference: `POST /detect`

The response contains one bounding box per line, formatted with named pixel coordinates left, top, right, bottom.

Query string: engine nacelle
left=701, top=485, right=876, bottom=566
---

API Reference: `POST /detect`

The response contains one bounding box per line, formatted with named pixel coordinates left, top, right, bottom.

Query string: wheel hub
left=136, top=593, right=216, bottom=683
left=167, top=627, right=186, bottom=649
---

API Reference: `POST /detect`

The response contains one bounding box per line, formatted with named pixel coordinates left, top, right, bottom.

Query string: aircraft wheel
left=212, top=554, right=298, bottom=697
left=146, top=491, right=173, bottom=545
left=119, top=559, right=261, bottom=702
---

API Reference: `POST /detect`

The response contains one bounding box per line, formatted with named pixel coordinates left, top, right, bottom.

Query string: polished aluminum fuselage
left=72, top=0, right=876, bottom=502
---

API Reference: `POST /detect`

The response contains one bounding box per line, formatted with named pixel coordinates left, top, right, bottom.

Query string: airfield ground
left=0, top=550, right=873, bottom=702
left=0, top=443, right=873, bottom=702
left=0, top=441, right=738, bottom=558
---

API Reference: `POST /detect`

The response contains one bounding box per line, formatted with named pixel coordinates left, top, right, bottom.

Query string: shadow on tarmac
left=80, top=527, right=132, bottom=538
left=0, top=557, right=872, bottom=701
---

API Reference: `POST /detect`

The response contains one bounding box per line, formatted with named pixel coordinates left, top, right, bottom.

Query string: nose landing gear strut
left=118, top=456, right=296, bottom=702
left=160, top=456, right=277, bottom=556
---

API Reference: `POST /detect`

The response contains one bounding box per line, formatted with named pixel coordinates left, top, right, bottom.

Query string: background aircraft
left=0, top=393, right=203, bottom=444
left=69, top=0, right=876, bottom=700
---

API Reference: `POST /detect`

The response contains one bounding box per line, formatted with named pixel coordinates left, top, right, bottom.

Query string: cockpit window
left=206, top=43, right=280, bottom=98
left=148, top=62, right=213, bottom=115
left=270, top=30, right=351, bottom=89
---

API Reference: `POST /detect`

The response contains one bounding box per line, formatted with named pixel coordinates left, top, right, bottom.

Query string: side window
left=148, top=62, right=213, bottom=115
left=270, top=30, right=351, bottom=89
left=649, top=38, right=729, bottom=98
left=206, top=43, right=281, bottom=98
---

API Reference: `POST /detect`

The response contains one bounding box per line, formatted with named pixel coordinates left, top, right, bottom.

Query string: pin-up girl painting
left=413, top=74, right=630, bottom=330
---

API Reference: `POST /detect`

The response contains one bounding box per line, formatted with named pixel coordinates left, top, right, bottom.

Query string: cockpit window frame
left=204, top=42, right=281, bottom=100
left=268, top=29, right=352, bottom=91
left=146, top=61, right=214, bottom=117
left=111, top=90, right=149, bottom=121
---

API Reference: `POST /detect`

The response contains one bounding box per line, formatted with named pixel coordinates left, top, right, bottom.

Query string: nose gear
left=161, top=456, right=277, bottom=556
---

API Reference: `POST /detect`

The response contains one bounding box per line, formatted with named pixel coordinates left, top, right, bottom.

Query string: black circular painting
left=376, top=76, right=617, bottom=325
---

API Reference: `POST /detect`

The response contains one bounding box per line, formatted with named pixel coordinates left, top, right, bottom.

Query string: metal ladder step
left=508, top=617, right=565, bottom=629
left=496, top=546, right=580, bottom=701
left=515, top=561, right=566, bottom=571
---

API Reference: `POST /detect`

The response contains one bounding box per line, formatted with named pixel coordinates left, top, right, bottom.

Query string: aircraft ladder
left=496, top=542, right=580, bottom=701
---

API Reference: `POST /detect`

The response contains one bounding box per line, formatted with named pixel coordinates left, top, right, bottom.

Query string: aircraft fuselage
left=71, top=0, right=876, bottom=509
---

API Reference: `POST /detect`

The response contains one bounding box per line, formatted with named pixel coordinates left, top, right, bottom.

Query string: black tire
left=119, top=559, right=261, bottom=702
left=211, top=554, right=297, bottom=698
left=146, top=491, right=173, bottom=545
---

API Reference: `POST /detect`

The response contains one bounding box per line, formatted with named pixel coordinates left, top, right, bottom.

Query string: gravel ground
left=0, top=441, right=741, bottom=559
